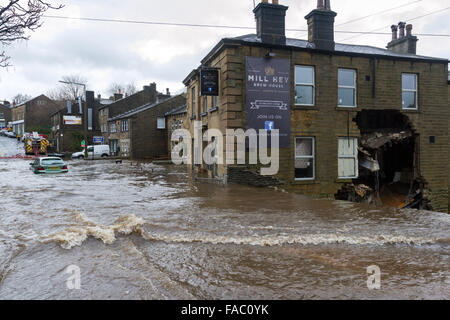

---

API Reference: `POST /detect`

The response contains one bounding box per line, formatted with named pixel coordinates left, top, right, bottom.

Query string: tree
left=0, top=1, right=63, bottom=67
left=47, top=75, right=87, bottom=100
left=108, top=82, right=137, bottom=97
left=12, top=93, right=32, bottom=104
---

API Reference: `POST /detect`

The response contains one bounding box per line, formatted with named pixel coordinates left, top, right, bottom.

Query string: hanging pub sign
left=246, top=57, right=291, bottom=148
left=200, top=68, right=219, bottom=96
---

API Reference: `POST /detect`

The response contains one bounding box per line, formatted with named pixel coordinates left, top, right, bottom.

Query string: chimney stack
left=253, top=0, right=288, bottom=46
left=166, top=88, right=170, bottom=96
left=391, top=25, right=398, bottom=41
left=305, top=0, right=337, bottom=51
left=387, top=22, right=418, bottom=55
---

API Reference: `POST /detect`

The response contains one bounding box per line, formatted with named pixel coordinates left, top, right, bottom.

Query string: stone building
left=165, top=104, right=187, bottom=160
left=107, top=94, right=186, bottom=159
left=0, top=103, right=11, bottom=129
left=10, top=95, right=63, bottom=136
left=50, top=91, right=102, bottom=153
left=98, top=83, right=170, bottom=153
left=183, top=0, right=449, bottom=213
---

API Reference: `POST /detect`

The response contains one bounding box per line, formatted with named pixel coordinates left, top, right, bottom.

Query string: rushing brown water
left=0, top=136, right=449, bottom=299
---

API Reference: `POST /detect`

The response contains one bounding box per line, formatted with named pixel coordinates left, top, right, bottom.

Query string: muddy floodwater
left=0, top=136, right=449, bottom=299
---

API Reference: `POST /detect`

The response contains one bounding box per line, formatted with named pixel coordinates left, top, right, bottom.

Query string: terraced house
left=183, top=0, right=449, bottom=213
left=98, top=83, right=170, bottom=155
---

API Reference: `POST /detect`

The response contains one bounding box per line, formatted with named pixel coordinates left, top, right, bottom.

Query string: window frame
left=121, top=119, right=129, bottom=132
left=109, top=123, right=116, bottom=133
left=191, top=86, right=196, bottom=117
left=294, top=65, right=315, bottom=107
left=402, top=73, right=418, bottom=110
left=157, top=117, right=166, bottom=129
left=203, top=96, right=208, bottom=114
left=338, top=68, right=357, bottom=108
left=294, top=136, right=315, bottom=181
left=338, top=137, right=359, bottom=179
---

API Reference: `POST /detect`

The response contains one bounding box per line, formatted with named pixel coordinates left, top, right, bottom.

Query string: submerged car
left=30, top=157, right=68, bottom=174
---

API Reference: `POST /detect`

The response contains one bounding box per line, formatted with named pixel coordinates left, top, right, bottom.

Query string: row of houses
left=4, top=84, right=187, bottom=161
left=3, top=0, right=448, bottom=213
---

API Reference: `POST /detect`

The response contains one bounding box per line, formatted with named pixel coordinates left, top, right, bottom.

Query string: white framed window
left=121, top=120, right=128, bottom=132
left=203, top=96, right=208, bottom=114
left=109, top=123, right=116, bottom=133
left=157, top=117, right=166, bottom=129
left=295, top=137, right=315, bottom=180
left=338, top=137, right=359, bottom=179
left=295, top=66, right=315, bottom=106
left=402, top=73, right=418, bottom=109
left=212, top=95, right=218, bottom=108
left=338, top=69, right=357, bottom=107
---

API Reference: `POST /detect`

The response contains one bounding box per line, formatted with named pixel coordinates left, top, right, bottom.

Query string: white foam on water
left=40, top=214, right=145, bottom=249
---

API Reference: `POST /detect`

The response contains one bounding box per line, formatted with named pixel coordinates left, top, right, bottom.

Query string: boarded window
left=338, top=137, right=358, bottom=179
left=295, top=137, right=315, bottom=180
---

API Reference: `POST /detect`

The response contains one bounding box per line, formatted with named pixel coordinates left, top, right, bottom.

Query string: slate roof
left=204, top=34, right=448, bottom=63
left=165, top=104, right=187, bottom=117
left=108, top=95, right=184, bottom=122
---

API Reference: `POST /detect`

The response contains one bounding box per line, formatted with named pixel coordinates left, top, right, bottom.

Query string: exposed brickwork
left=0, top=103, right=11, bottom=126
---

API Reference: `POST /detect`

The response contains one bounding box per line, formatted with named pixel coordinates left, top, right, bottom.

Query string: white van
left=72, top=145, right=110, bottom=160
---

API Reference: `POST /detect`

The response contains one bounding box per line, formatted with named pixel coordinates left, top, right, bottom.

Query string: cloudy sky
left=0, top=0, right=449, bottom=101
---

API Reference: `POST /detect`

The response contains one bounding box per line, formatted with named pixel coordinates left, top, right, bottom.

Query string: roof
left=108, top=94, right=185, bottom=121
left=13, top=94, right=49, bottom=108
left=200, top=34, right=448, bottom=65
left=165, top=104, right=187, bottom=117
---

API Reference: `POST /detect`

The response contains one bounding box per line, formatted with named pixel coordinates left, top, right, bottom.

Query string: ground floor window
left=338, top=137, right=359, bottom=179
left=295, top=137, right=315, bottom=180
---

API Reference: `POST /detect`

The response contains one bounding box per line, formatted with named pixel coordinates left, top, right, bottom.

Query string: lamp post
left=59, top=80, right=88, bottom=159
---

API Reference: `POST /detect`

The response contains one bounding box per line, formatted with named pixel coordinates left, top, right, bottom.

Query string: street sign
left=93, top=136, right=104, bottom=144
left=81, top=140, right=85, bottom=148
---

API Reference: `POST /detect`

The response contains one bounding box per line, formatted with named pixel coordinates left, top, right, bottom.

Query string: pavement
left=0, top=136, right=25, bottom=157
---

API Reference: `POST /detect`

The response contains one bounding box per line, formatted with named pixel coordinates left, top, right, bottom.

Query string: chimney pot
left=406, top=24, right=413, bottom=37
left=398, top=22, right=406, bottom=38
left=391, top=25, right=398, bottom=41
left=317, top=0, right=324, bottom=9
left=166, top=88, right=170, bottom=95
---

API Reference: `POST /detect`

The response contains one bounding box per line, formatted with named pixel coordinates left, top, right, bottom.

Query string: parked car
left=30, top=157, right=68, bottom=174
left=71, top=145, right=110, bottom=160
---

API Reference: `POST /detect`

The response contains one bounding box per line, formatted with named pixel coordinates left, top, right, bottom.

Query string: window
left=338, top=69, right=357, bottom=107
left=88, top=108, right=93, bottom=131
left=402, top=73, right=418, bottom=109
left=295, top=137, right=315, bottom=180
left=121, top=120, right=128, bottom=132
left=101, top=124, right=107, bottom=133
left=121, top=141, right=129, bottom=154
left=212, top=96, right=218, bottom=109
left=157, top=117, right=166, bottom=129
left=110, top=123, right=116, bottom=133
left=191, top=87, right=196, bottom=117
left=203, top=96, right=208, bottom=114
left=295, top=66, right=315, bottom=105
left=338, top=137, right=358, bottom=179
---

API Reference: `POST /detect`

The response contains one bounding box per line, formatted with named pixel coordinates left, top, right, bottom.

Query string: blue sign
left=265, top=121, right=275, bottom=131
left=93, top=136, right=104, bottom=144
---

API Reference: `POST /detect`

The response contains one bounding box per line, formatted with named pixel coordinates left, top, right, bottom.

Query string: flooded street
left=0, top=136, right=449, bottom=300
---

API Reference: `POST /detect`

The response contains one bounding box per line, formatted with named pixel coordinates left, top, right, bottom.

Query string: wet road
left=0, top=136, right=449, bottom=299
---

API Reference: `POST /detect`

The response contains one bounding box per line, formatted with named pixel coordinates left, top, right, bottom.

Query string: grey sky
left=0, top=0, right=449, bottom=101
